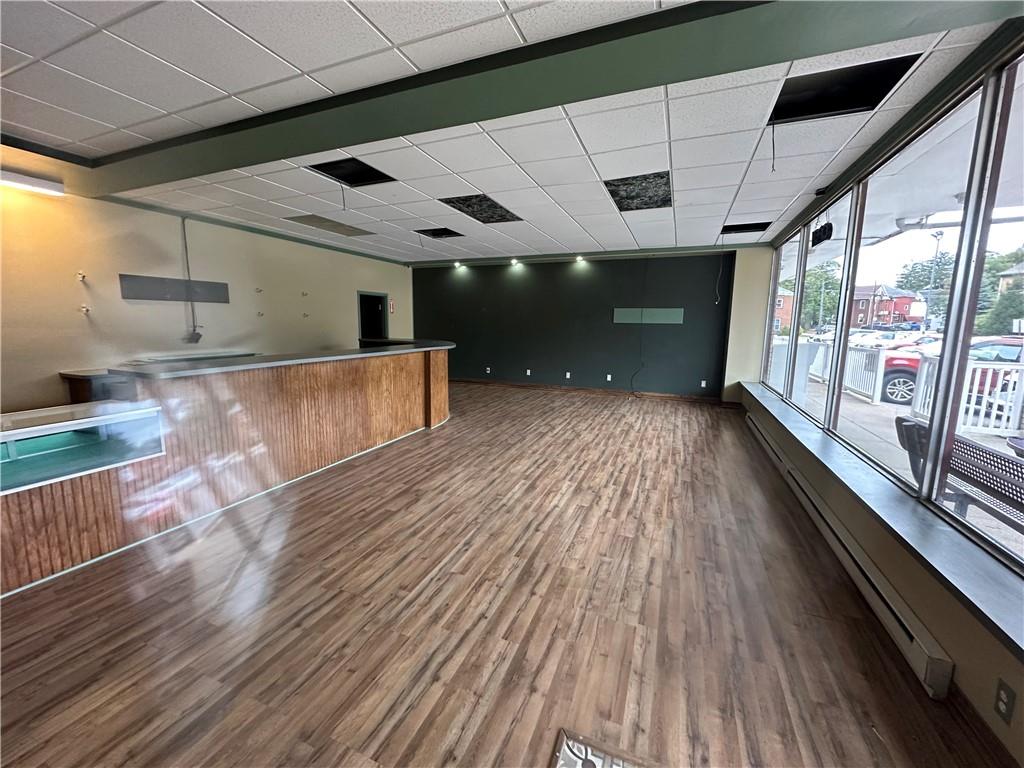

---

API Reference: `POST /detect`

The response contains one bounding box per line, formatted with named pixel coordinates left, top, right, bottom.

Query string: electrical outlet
left=701, top=379, right=707, bottom=388
left=606, top=374, right=612, bottom=382
left=996, top=678, right=1016, bottom=725
left=485, top=366, right=491, bottom=374
left=565, top=371, right=571, bottom=380
left=526, top=369, right=531, bottom=376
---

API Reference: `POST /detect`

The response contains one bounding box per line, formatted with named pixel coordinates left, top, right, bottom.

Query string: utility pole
left=927, top=230, right=944, bottom=329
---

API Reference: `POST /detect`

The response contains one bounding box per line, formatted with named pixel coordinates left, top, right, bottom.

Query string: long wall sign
left=119, top=273, right=230, bottom=303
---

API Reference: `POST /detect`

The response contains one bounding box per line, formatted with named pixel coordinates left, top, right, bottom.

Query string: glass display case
left=0, top=400, right=163, bottom=494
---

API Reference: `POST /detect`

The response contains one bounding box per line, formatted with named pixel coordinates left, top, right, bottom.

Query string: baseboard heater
left=745, top=413, right=954, bottom=699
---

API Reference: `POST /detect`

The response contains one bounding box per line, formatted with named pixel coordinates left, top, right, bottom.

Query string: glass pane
left=789, top=193, right=852, bottom=421
left=835, top=91, right=982, bottom=487
left=938, top=63, right=1024, bottom=561
left=765, top=234, right=801, bottom=393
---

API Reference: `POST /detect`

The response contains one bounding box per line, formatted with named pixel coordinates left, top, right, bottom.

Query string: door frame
left=357, top=290, right=389, bottom=340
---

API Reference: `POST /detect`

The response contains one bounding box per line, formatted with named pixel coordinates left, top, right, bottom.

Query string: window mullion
left=761, top=245, right=782, bottom=384
left=783, top=224, right=810, bottom=400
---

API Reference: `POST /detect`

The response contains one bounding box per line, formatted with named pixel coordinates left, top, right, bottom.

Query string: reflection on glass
left=789, top=193, right=852, bottom=421
left=765, top=235, right=801, bottom=393
left=938, top=63, right=1024, bottom=561
left=835, top=91, right=982, bottom=486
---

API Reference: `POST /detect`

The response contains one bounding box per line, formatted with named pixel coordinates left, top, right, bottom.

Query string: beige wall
left=743, top=392, right=1024, bottom=764
left=1, top=189, right=413, bottom=412
left=723, top=245, right=773, bottom=402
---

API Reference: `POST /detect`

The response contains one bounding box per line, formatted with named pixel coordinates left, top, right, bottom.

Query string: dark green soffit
left=61, top=1, right=1023, bottom=196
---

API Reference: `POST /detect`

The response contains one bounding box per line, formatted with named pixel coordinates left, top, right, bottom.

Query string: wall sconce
left=0, top=170, right=64, bottom=196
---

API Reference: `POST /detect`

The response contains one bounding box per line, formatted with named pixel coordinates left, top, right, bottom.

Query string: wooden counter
left=1, top=343, right=452, bottom=593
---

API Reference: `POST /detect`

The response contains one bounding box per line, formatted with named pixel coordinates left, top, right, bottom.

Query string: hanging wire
left=770, top=122, right=777, bottom=173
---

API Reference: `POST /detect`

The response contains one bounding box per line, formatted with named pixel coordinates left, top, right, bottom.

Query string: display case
left=0, top=400, right=164, bottom=494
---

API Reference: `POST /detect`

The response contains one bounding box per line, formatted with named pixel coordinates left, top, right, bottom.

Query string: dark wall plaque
left=119, top=274, right=230, bottom=303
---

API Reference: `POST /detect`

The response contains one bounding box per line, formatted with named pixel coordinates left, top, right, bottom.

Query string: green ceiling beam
left=61, top=1, right=1024, bottom=196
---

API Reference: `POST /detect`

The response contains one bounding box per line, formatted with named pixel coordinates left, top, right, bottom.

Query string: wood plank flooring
left=0, top=383, right=1009, bottom=767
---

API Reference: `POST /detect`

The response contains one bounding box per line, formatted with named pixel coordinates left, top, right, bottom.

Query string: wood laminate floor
left=0, top=383, right=1008, bottom=767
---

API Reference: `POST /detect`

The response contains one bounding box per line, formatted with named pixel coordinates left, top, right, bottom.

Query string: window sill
left=741, top=381, right=1024, bottom=660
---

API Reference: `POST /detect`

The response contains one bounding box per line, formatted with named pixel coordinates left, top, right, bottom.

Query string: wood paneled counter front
left=0, top=341, right=453, bottom=593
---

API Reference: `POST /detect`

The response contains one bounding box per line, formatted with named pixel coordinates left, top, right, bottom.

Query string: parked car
left=879, top=336, right=1022, bottom=405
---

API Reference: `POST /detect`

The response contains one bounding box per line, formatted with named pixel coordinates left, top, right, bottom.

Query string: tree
left=977, top=245, right=1024, bottom=313
left=895, top=249, right=956, bottom=293
left=798, top=262, right=842, bottom=331
left=975, top=278, right=1023, bottom=335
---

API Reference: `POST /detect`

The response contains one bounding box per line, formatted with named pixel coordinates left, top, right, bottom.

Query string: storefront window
left=764, top=235, right=801, bottom=393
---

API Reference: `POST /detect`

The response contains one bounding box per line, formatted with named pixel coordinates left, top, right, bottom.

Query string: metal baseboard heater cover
left=745, top=413, right=954, bottom=699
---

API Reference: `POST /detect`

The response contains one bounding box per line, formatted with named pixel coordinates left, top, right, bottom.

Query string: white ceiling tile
left=668, top=81, right=778, bottom=139
left=671, top=129, right=760, bottom=169
left=489, top=187, right=554, bottom=211
left=719, top=232, right=759, bottom=245
left=144, top=189, right=225, bottom=211
left=393, top=199, right=454, bottom=217
left=238, top=160, right=295, bottom=174
left=258, top=167, right=341, bottom=194
left=351, top=181, right=427, bottom=204
left=360, top=146, right=449, bottom=179
left=736, top=177, right=813, bottom=201
left=220, top=175, right=299, bottom=200
left=405, top=174, right=480, bottom=197
left=177, top=97, right=261, bottom=127
left=407, top=123, right=481, bottom=144
left=2, top=61, right=163, bottom=125
left=883, top=47, right=973, bottom=110
left=591, top=143, right=669, bottom=180
left=564, top=87, right=663, bottom=117
left=205, top=1, right=388, bottom=72
left=2, top=121, right=77, bottom=145
left=460, top=164, right=536, bottom=192
left=319, top=208, right=375, bottom=225
left=489, top=120, right=583, bottom=162
left=508, top=203, right=572, bottom=224
left=847, top=107, right=908, bottom=149
left=675, top=215, right=725, bottom=246
left=514, top=0, right=654, bottom=43
left=789, top=34, right=935, bottom=78
left=235, top=198, right=305, bottom=217
left=572, top=102, right=666, bottom=154
left=343, top=137, right=411, bottom=155
left=49, top=32, right=225, bottom=112
left=724, top=212, right=779, bottom=226
left=673, top=185, right=737, bottom=205
left=391, top=217, right=444, bottom=231
left=489, top=221, right=559, bottom=248
left=480, top=106, right=565, bottom=131
left=111, top=2, right=298, bottom=92
left=1, top=44, right=31, bottom=74
left=625, top=217, right=675, bottom=247
left=419, top=133, right=509, bottom=172
left=0, top=89, right=113, bottom=141
left=310, top=48, right=416, bottom=95
left=937, top=22, right=1000, bottom=48
left=286, top=149, right=350, bottom=165
left=621, top=208, right=673, bottom=224
left=193, top=184, right=264, bottom=206
left=667, top=63, right=789, bottom=98
left=558, top=197, right=618, bottom=216
left=0, top=1, right=94, bottom=58
left=672, top=162, right=748, bottom=190
left=275, top=194, right=344, bottom=214
left=54, top=1, right=148, bottom=25
left=74, top=128, right=148, bottom=153
left=822, top=147, right=863, bottom=177
left=752, top=114, right=869, bottom=159
left=744, top=152, right=835, bottom=183
left=728, top=195, right=795, bottom=215
left=674, top=202, right=731, bottom=219
left=544, top=181, right=608, bottom=204
left=123, top=114, right=199, bottom=141
left=352, top=0, right=502, bottom=45
left=520, top=156, right=597, bottom=185
left=402, top=16, right=519, bottom=70
left=575, top=212, right=631, bottom=231
left=196, top=169, right=248, bottom=183
left=236, top=75, right=331, bottom=111
left=359, top=205, right=421, bottom=221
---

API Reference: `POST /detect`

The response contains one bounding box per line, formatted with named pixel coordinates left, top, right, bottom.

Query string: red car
left=880, top=337, right=1022, bottom=404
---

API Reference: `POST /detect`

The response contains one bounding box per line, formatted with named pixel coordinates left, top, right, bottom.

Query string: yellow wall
left=723, top=245, right=773, bottom=402
left=0, top=189, right=413, bottom=412
left=743, top=392, right=1024, bottom=764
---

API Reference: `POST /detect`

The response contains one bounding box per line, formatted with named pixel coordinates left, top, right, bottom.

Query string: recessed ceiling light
left=307, top=158, right=394, bottom=187
left=575, top=255, right=584, bottom=262
left=510, top=258, right=519, bottom=266
left=453, top=261, right=462, bottom=268
left=0, top=170, right=64, bottom=196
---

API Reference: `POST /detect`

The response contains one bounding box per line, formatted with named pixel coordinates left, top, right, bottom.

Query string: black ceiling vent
left=721, top=221, right=772, bottom=235
left=440, top=194, right=521, bottom=223
left=604, top=171, right=672, bottom=211
left=308, top=157, right=394, bottom=187
left=768, top=54, right=920, bottom=125
left=416, top=227, right=463, bottom=239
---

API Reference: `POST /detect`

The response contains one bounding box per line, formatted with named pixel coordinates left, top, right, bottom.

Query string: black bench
left=895, top=416, right=1024, bottom=535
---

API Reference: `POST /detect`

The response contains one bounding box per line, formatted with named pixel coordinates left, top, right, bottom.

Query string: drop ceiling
left=0, top=1, right=1007, bottom=263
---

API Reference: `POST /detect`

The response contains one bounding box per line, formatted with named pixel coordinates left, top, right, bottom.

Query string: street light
left=927, top=230, right=944, bottom=329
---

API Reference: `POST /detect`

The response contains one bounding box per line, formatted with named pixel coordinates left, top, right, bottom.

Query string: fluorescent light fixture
left=453, top=261, right=461, bottom=268
left=510, top=258, right=519, bottom=266
left=0, top=170, right=64, bottom=196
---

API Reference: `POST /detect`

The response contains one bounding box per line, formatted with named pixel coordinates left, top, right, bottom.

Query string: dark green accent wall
left=412, top=253, right=735, bottom=396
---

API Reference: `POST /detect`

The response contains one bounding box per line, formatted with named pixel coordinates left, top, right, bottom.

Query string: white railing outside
left=807, top=341, right=832, bottom=381
left=912, top=355, right=1024, bottom=436
left=843, top=346, right=885, bottom=404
